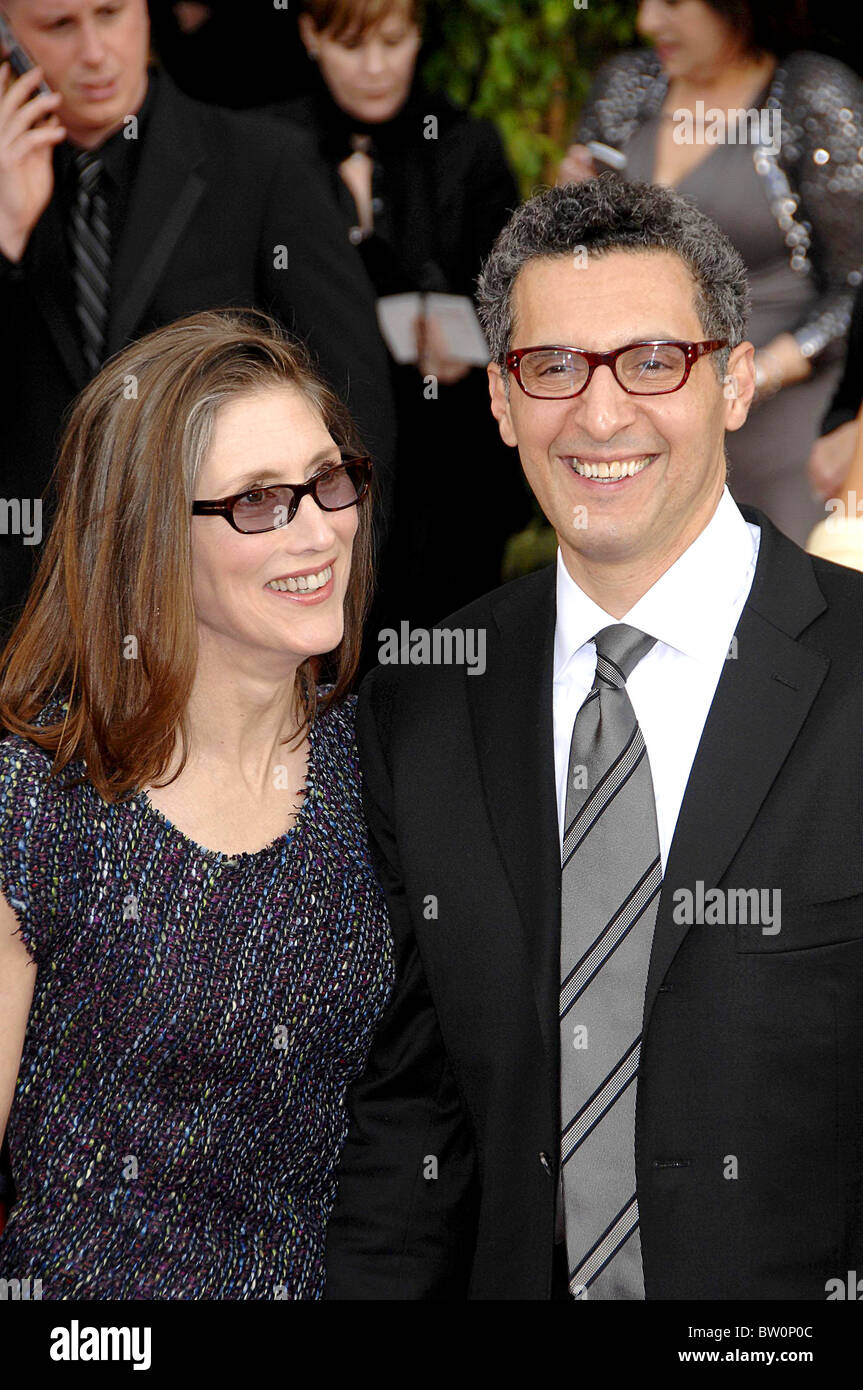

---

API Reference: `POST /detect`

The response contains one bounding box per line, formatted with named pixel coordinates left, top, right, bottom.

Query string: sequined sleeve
left=773, top=52, right=863, bottom=363
left=574, top=47, right=863, bottom=366
left=574, top=49, right=665, bottom=151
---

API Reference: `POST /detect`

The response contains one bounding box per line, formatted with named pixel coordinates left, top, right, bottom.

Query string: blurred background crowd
left=1, top=0, right=862, bottom=644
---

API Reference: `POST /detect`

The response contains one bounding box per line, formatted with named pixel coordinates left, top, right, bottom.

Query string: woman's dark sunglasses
left=192, top=453, right=372, bottom=534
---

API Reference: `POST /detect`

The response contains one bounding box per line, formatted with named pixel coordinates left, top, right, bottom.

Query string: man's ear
left=722, top=341, right=756, bottom=432
left=487, top=361, right=518, bottom=447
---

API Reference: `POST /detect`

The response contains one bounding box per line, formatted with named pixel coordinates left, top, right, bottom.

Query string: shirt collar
left=554, top=486, right=758, bottom=678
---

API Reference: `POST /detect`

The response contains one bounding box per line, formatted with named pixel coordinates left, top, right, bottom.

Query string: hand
left=556, top=143, right=598, bottom=186
left=414, top=313, right=471, bottom=385
left=0, top=62, right=65, bottom=262
left=751, top=333, right=813, bottom=409
left=807, top=419, right=859, bottom=501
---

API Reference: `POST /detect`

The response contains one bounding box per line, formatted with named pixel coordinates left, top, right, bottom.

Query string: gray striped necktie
left=70, top=149, right=111, bottom=374
left=559, top=622, right=662, bottom=1299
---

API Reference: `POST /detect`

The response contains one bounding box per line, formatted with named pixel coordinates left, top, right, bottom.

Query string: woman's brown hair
left=0, top=308, right=375, bottom=803
left=302, top=0, right=423, bottom=40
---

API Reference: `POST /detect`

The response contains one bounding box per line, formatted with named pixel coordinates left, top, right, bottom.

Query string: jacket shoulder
left=362, top=565, right=555, bottom=706
left=156, top=74, right=302, bottom=163
left=778, top=49, right=863, bottom=101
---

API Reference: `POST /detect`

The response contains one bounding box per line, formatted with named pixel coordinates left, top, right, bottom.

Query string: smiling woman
left=0, top=306, right=375, bottom=794
left=0, top=307, right=395, bottom=1300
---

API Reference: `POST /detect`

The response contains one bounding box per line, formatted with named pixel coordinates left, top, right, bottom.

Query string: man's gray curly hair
left=476, top=176, right=750, bottom=388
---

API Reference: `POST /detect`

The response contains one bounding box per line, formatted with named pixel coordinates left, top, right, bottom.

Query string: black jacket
left=325, top=506, right=863, bottom=1299
left=0, top=68, right=395, bottom=617
left=268, top=70, right=520, bottom=301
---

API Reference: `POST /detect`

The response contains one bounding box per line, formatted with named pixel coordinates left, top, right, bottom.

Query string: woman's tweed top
left=0, top=690, right=395, bottom=1299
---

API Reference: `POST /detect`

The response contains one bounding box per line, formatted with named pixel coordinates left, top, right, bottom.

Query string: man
left=0, top=0, right=394, bottom=621
left=324, top=177, right=863, bottom=1299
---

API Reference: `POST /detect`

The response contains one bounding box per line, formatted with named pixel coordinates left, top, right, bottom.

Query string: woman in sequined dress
left=558, top=0, right=863, bottom=545
left=0, top=308, right=395, bottom=1299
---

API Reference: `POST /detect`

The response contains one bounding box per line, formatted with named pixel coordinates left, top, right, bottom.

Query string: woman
left=807, top=394, right=863, bottom=571
left=558, top=0, right=863, bottom=546
left=0, top=308, right=395, bottom=1299
left=269, top=0, right=530, bottom=631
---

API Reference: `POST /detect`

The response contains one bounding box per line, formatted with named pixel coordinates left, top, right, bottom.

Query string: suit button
left=539, top=1151, right=554, bottom=1176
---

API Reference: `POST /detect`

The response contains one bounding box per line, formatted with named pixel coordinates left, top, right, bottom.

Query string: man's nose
left=567, top=364, right=639, bottom=439
left=78, top=21, right=109, bottom=67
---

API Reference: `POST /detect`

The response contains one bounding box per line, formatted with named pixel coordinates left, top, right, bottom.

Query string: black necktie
left=70, top=149, right=111, bottom=375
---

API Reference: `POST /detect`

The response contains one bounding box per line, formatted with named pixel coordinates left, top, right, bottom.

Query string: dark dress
left=268, top=69, right=531, bottom=634
left=0, top=691, right=394, bottom=1299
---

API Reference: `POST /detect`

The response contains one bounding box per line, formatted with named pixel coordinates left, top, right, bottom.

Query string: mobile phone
left=0, top=12, right=52, bottom=94
left=587, top=141, right=628, bottom=174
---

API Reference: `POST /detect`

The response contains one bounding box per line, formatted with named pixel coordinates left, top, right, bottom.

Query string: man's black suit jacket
left=325, top=506, right=863, bottom=1299
left=0, top=69, right=395, bottom=617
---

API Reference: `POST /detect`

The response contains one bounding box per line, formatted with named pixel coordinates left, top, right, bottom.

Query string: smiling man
left=324, top=178, right=863, bottom=1301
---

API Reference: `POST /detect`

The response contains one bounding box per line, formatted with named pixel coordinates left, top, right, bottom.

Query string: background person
left=0, top=0, right=394, bottom=629
left=0, top=309, right=394, bottom=1299
left=557, top=0, right=863, bottom=546
left=807, top=279, right=863, bottom=503
left=269, top=0, right=530, bottom=632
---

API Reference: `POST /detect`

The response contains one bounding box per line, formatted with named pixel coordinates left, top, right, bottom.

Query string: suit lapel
left=107, top=75, right=208, bottom=354
left=465, top=566, right=561, bottom=1114
left=27, top=188, right=89, bottom=393
left=643, top=509, right=830, bottom=1034
left=464, top=511, right=832, bottom=1122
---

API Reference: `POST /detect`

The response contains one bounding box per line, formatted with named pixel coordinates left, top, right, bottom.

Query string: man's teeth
left=570, top=455, right=654, bottom=479
left=266, top=564, right=333, bottom=593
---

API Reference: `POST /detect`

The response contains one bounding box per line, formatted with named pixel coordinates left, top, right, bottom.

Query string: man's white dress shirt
left=553, top=488, right=761, bottom=870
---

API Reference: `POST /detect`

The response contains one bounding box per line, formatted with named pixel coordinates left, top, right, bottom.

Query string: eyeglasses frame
left=191, top=453, right=373, bottom=534
left=505, top=339, right=729, bottom=398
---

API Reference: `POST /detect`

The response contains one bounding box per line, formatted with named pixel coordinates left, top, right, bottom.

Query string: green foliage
left=422, top=0, right=637, bottom=194
left=502, top=515, right=559, bottom=580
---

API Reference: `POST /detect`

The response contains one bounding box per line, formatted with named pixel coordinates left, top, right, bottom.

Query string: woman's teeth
left=266, top=564, right=333, bottom=593
left=570, top=455, right=654, bottom=480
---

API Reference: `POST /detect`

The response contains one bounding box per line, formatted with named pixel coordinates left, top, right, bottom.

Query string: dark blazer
left=0, top=69, right=395, bottom=618
left=324, top=506, right=863, bottom=1299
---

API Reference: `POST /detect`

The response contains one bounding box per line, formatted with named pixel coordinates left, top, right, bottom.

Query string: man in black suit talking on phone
left=325, top=177, right=863, bottom=1300
left=0, top=0, right=394, bottom=624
